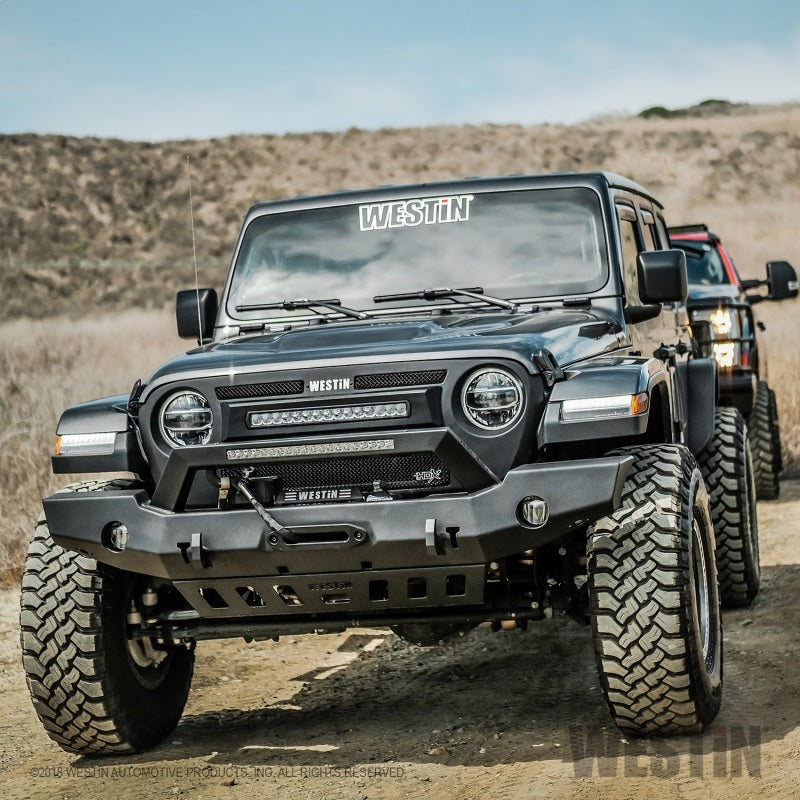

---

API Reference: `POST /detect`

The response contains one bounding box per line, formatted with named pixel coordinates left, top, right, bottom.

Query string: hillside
left=2, top=102, right=800, bottom=317
left=1, top=102, right=800, bottom=582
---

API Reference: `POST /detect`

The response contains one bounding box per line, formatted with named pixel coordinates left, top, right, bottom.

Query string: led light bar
left=226, top=438, right=395, bottom=461
left=56, top=432, right=117, bottom=456
left=560, top=392, right=649, bottom=422
left=248, top=401, right=409, bottom=428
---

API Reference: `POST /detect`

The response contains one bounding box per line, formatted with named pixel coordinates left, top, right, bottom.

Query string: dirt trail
left=1, top=482, right=799, bottom=800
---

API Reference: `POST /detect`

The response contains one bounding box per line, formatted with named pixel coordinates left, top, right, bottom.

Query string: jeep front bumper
left=44, top=455, right=631, bottom=619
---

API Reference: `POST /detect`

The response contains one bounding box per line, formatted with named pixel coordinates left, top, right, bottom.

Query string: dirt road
left=2, top=481, right=799, bottom=800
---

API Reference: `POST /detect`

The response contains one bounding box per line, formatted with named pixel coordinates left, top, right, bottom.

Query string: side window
left=654, top=214, right=670, bottom=250
left=617, top=205, right=641, bottom=304
left=640, top=209, right=658, bottom=251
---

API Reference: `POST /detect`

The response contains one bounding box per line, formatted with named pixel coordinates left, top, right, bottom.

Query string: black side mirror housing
left=637, top=249, right=688, bottom=304
left=740, top=278, right=762, bottom=290
left=766, top=260, right=799, bottom=301
left=177, top=288, right=218, bottom=343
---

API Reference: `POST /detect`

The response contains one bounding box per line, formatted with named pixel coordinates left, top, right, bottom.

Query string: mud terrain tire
left=749, top=380, right=782, bottom=500
left=587, top=445, right=722, bottom=736
left=697, top=407, right=760, bottom=607
left=20, top=481, right=194, bottom=755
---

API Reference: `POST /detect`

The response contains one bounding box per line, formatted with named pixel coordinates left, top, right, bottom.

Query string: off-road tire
left=697, top=407, right=760, bottom=607
left=20, top=481, right=195, bottom=756
left=587, top=445, right=722, bottom=736
left=749, top=380, right=782, bottom=500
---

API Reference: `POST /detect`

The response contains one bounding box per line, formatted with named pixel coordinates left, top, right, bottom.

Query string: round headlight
left=461, top=368, right=524, bottom=430
left=160, top=391, right=213, bottom=447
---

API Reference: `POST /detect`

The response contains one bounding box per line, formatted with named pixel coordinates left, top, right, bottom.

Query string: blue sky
left=2, top=0, right=799, bottom=141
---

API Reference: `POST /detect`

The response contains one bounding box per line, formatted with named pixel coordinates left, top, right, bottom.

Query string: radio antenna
left=185, top=155, right=204, bottom=343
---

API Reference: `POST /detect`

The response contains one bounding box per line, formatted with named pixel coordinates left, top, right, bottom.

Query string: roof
left=244, top=171, right=659, bottom=220
left=669, top=224, right=720, bottom=244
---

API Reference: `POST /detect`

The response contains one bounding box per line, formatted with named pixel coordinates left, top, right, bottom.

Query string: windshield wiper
left=236, top=298, right=369, bottom=320
left=373, top=286, right=518, bottom=312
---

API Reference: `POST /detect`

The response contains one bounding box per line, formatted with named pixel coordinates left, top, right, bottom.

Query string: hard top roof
left=244, top=171, right=660, bottom=220
left=669, top=223, right=721, bottom=243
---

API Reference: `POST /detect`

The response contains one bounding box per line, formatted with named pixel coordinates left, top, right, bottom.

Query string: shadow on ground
left=72, top=554, right=799, bottom=774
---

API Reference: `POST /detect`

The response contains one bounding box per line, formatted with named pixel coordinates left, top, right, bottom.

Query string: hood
left=146, top=308, right=623, bottom=391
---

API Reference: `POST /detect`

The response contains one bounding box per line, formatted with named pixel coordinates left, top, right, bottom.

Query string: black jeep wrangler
left=669, top=224, right=798, bottom=499
left=22, top=173, right=760, bottom=755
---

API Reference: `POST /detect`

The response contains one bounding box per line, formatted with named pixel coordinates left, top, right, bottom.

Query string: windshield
left=227, top=187, right=609, bottom=319
left=678, top=241, right=731, bottom=286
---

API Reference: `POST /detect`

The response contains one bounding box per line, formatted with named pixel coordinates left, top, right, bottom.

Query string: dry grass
left=1, top=302, right=797, bottom=584
left=1, top=103, right=799, bottom=582
left=3, top=103, right=800, bottom=317
left=0, top=310, right=183, bottom=582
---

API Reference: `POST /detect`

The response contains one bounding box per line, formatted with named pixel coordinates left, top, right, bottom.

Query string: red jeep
left=669, top=224, right=798, bottom=498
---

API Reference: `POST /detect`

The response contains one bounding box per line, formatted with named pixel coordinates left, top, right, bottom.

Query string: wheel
left=587, top=445, right=722, bottom=736
left=697, top=407, right=760, bottom=607
left=769, top=388, right=784, bottom=473
left=749, top=380, right=782, bottom=500
left=20, top=482, right=194, bottom=756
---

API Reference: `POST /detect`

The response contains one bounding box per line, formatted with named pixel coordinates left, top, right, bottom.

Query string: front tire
left=588, top=445, right=722, bottom=736
left=20, top=502, right=194, bottom=756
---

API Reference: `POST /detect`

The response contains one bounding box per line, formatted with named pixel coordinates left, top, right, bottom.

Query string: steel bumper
left=44, top=455, right=632, bottom=582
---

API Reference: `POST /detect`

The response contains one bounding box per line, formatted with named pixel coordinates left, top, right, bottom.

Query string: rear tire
left=20, top=488, right=194, bottom=756
left=697, top=407, right=760, bottom=607
left=749, top=380, right=782, bottom=500
left=588, top=445, right=722, bottom=736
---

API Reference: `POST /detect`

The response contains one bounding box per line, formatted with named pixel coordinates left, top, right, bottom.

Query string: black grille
left=354, top=370, right=446, bottom=390
left=222, top=452, right=449, bottom=491
left=216, top=380, right=304, bottom=400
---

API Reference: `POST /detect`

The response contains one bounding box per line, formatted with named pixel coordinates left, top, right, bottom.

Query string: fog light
left=519, top=496, right=549, bottom=528
left=103, top=522, right=129, bottom=553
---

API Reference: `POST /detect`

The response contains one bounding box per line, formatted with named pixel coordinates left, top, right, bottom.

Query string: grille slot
left=216, top=380, right=304, bottom=400
left=221, top=452, right=449, bottom=491
left=354, top=370, right=446, bottom=390
left=216, top=371, right=445, bottom=398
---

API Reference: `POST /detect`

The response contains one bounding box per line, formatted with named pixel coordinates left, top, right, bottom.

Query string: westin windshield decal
left=358, top=195, right=474, bottom=231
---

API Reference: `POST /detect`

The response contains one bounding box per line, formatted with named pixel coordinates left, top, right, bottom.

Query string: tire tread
left=588, top=445, right=722, bottom=736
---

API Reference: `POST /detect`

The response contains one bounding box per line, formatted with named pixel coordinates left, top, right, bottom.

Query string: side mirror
left=637, top=249, right=688, bottom=304
left=766, top=260, right=799, bottom=301
left=177, top=288, right=218, bottom=343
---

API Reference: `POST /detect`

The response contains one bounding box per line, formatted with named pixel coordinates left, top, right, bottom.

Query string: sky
left=2, top=0, right=799, bottom=141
